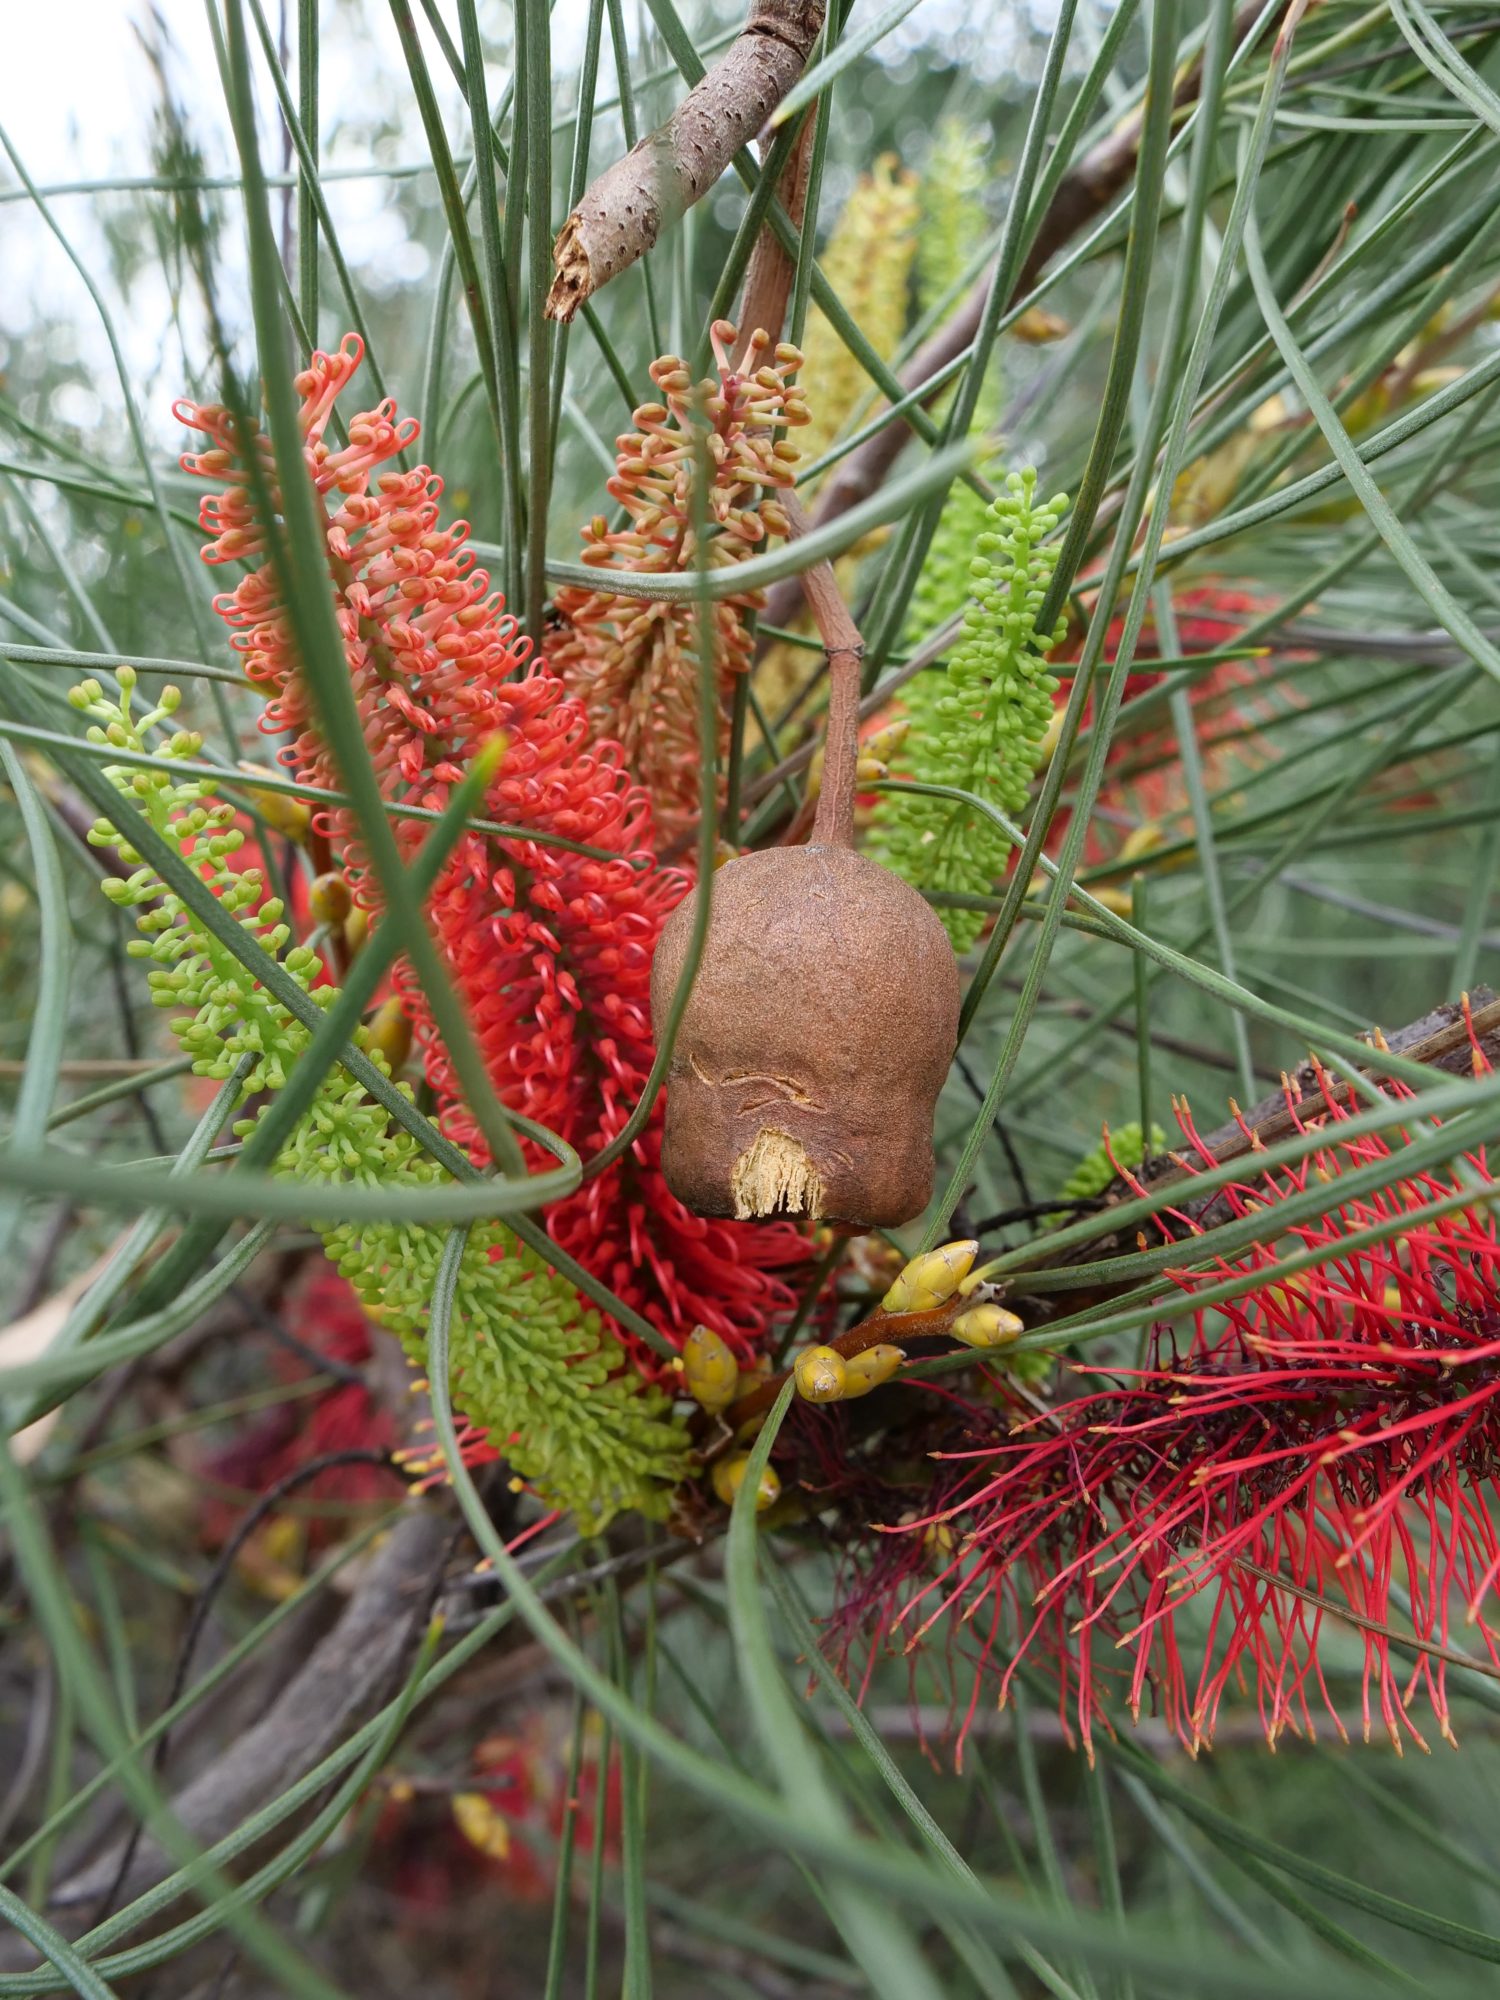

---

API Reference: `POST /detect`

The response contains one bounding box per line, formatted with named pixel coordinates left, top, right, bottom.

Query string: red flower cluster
left=826, top=1038, right=1500, bottom=1761
left=177, top=336, right=804, bottom=1369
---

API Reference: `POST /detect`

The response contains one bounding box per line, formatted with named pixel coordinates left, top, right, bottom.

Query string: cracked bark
left=546, top=0, right=825, bottom=321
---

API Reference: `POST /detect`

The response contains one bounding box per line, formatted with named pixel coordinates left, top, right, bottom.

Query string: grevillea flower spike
left=176, top=335, right=805, bottom=1378
left=827, top=1044, right=1500, bottom=1761
left=546, top=319, right=808, bottom=846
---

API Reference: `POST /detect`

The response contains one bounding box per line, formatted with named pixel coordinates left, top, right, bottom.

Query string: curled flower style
left=546, top=319, right=808, bottom=846
left=823, top=1043, right=1500, bottom=1761
left=177, top=335, right=804, bottom=1374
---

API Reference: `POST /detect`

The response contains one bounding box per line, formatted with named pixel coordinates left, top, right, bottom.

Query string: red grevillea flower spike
left=176, top=335, right=805, bottom=1373
left=546, top=319, right=808, bottom=847
left=825, top=1031, right=1500, bottom=1762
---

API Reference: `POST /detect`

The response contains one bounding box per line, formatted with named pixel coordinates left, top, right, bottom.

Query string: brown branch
left=716, top=992, right=1500, bottom=1432
left=785, top=491, right=865, bottom=850
left=759, top=0, right=1275, bottom=632
left=732, top=114, right=817, bottom=371
left=545, top=0, right=826, bottom=322
left=48, top=1504, right=452, bottom=1914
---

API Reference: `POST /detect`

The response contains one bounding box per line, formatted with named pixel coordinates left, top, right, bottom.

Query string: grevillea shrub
left=819, top=1049, right=1500, bottom=1760
left=176, top=336, right=806, bottom=1377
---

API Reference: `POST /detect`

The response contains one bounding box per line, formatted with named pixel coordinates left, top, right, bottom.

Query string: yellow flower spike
left=794, top=1344, right=847, bottom=1403
left=711, top=1452, right=780, bottom=1511
left=683, top=1324, right=740, bottom=1412
left=881, top=1240, right=978, bottom=1316
left=237, top=764, right=312, bottom=843
left=310, top=870, right=352, bottom=925
left=951, top=1303, right=1025, bottom=1350
left=366, top=996, right=412, bottom=1074
left=842, top=1344, right=903, bottom=1398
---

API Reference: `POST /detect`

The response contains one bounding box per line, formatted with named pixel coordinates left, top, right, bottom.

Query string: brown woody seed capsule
left=651, top=844, right=959, bottom=1228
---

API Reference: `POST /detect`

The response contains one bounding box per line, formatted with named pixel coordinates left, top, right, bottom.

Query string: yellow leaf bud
left=237, top=765, right=312, bottom=842
left=366, top=996, right=412, bottom=1074
left=310, top=871, right=352, bottom=925
left=881, top=1240, right=978, bottom=1316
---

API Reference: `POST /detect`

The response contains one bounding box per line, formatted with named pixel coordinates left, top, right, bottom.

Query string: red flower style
left=825, top=1035, right=1500, bottom=1761
left=176, top=336, right=805, bottom=1370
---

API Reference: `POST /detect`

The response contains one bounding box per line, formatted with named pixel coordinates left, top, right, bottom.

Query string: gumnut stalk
left=651, top=589, right=960, bottom=1228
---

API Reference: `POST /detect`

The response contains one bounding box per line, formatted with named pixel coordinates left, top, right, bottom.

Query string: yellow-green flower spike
left=842, top=1344, right=904, bottom=1398
left=711, top=1452, right=781, bottom=1511
left=683, top=1324, right=740, bottom=1412
left=951, top=1304, right=1025, bottom=1350
left=794, top=1345, right=848, bottom=1403
left=881, top=1240, right=978, bottom=1316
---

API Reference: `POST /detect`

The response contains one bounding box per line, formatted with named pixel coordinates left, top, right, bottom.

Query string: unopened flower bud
left=842, top=1344, right=903, bottom=1398
left=310, top=872, right=352, bottom=925
left=882, top=1240, right=978, bottom=1316
left=711, top=1452, right=780, bottom=1511
left=951, top=1304, right=1024, bottom=1350
left=793, top=1345, right=847, bottom=1403
left=237, top=765, right=311, bottom=842
left=683, top=1324, right=739, bottom=1412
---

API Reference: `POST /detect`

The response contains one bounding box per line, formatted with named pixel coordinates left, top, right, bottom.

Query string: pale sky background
left=2, top=0, right=1057, bottom=448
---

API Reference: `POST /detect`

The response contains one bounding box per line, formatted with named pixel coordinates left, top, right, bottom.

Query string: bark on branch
left=759, top=0, right=1273, bottom=633
left=546, top=0, right=825, bottom=322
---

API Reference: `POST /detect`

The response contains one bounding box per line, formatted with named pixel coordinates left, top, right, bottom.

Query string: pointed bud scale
left=683, top=1324, right=739, bottom=1411
left=794, top=1345, right=847, bottom=1403
left=882, top=1241, right=978, bottom=1316
left=711, top=1452, right=780, bottom=1511
left=842, top=1343, right=903, bottom=1398
left=951, top=1303, right=1024, bottom=1349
